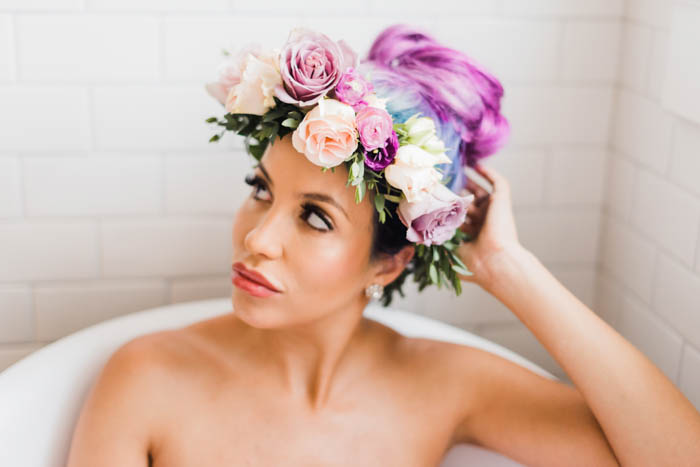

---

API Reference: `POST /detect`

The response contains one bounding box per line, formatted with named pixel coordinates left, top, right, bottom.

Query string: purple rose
left=335, top=67, right=373, bottom=109
left=363, top=129, right=398, bottom=171
left=397, top=183, right=474, bottom=246
left=274, top=28, right=357, bottom=108
left=356, top=106, right=393, bottom=150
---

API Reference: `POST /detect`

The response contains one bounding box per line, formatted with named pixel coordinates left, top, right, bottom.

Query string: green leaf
left=280, top=118, right=299, bottom=129
left=450, top=272, right=463, bottom=295
left=374, top=192, right=385, bottom=213
left=262, top=107, right=286, bottom=122
left=451, top=263, right=474, bottom=276
left=350, top=160, right=360, bottom=178
left=287, top=110, right=303, bottom=120
left=205, top=116, right=218, bottom=123
left=449, top=251, right=468, bottom=270
left=383, top=194, right=403, bottom=203
left=429, top=263, right=438, bottom=284
left=209, top=134, right=220, bottom=142
left=432, top=247, right=440, bottom=263
left=355, top=181, right=366, bottom=203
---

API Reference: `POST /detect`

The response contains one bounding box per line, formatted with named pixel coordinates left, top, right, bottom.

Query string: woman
left=66, top=25, right=700, bottom=466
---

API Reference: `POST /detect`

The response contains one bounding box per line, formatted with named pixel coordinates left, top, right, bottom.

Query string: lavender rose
left=364, top=129, right=398, bottom=171
left=274, top=28, right=357, bottom=108
left=356, top=105, right=393, bottom=150
left=335, top=67, right=373, bottom=109
left=397, top=183, right=475, bottom=246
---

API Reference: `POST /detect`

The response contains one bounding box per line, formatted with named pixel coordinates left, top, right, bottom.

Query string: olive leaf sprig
left=206, top=97, right=305, bottom=160
left=381, top=228, right=474, bottom=306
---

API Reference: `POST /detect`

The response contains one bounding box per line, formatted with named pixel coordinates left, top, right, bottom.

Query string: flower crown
left=205, top=27, right=475, bottom=305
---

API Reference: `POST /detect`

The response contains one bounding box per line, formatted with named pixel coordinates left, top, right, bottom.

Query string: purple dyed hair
left=358, top=24, right=510, bottom=193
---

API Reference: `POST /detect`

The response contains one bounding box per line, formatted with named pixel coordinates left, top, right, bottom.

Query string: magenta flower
left=397, top=183, right=474, bottom=246
left=335, top=67, right=373, bottom=109
left=363, top=129, right=398, bottom=171
left=356, top=106, right=393, bottom=151
left=274, top=28, right=357, bottom=108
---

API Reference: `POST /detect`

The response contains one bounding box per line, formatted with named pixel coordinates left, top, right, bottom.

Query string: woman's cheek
left=300, top=242, right=362, bottom=288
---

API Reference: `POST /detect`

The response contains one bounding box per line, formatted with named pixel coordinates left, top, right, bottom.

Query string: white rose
left=393, top=143, right=450, bottom=167
left=225, top=49, right=282, bottom=115
left=404, top=114, right=447, bottom=155
left=405, top=115, right=435, bottom=143
left=364, top=93, right=388, bottom=111
left=421, top=134, right=447, bottom=154
left=384, top=144, right=450, bottom=202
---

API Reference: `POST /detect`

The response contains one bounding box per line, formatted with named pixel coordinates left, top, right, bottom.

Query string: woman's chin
left=231, top=292, right=278, bottom=329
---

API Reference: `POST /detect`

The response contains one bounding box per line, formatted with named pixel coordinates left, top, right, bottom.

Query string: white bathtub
left=0, top=298, right=556, bottom=466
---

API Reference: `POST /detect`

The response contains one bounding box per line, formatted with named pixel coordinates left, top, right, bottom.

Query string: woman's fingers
left=465, top=177, right=488, bottom=198
left=476, top=164, right=511, bottom=200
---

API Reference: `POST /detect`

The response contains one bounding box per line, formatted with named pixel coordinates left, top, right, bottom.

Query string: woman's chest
left=150, top=373, right=460, bottom=466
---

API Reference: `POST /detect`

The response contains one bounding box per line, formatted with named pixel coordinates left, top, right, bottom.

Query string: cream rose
left=291, top=98, right=358, bottom=168
left=384, top=144, right=451, bottom=202
left=364, top=93, right=388, bottom=111
left=404, top=114, right=447, bottom=155
left=225, top=48, right=282, bottom=115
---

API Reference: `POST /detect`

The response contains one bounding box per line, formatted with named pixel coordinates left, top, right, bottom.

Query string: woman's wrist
left=479, top=244, right=540, bottom=300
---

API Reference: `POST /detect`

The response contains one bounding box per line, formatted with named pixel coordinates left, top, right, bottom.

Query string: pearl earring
left=365, top=283, right=384, bottom=301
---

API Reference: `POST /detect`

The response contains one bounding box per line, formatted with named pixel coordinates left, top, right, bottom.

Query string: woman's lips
left=232, top=271, right=279, bottom=298
left=231, top=262, right=283, bottom=297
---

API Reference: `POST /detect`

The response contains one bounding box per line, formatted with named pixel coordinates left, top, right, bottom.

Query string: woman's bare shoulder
left=111, top=315, right=233, bottom=377
left=67, top=329, right=194, bottom=465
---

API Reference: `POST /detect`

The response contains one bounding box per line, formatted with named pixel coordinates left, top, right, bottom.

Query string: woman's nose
left=243, top=208, right=284, bottom=260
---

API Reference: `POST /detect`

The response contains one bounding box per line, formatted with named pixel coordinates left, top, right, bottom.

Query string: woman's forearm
left=483, top=245, right=700, bottom=466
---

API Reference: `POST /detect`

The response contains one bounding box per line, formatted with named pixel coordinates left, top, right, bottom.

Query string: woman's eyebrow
left=257, top=161, right=349, bottom=220
left=256, top=162, right=274, bottom=186
left=300, top=193, right=349, bottom=220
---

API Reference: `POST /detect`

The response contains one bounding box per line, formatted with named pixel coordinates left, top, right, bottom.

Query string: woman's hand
left=456, top=164, right=527, bottom=291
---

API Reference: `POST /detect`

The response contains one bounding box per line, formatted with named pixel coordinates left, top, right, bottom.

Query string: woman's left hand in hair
left=455, top=164, right=528, bottom=292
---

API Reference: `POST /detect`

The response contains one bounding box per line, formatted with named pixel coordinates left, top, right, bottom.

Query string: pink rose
left=398, top=183, right=475, bottom=246
left=275, top=27, right=357, bottom=108
left=356, top=106, right=393, bottom=151
left=291, top=98, right=358, bottom=168
left=335, top=67, right=373, bottom=109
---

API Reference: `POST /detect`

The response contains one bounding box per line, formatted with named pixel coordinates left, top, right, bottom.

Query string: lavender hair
left=358, top=24, right=510, bottom=193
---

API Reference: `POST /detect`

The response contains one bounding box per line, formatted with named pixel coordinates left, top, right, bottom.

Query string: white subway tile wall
left=661, top=2, right=700, bottom=124
left=0, top=14, right=14, bottom=81
left=0, top=0, right=697, bottom=412
left=0, top=156, right=21, bottom=217
left=601, top=0, right=700, bottom=410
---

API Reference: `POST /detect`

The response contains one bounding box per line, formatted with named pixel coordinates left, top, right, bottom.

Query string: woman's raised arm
left=456, top=164, right=700, bottom=466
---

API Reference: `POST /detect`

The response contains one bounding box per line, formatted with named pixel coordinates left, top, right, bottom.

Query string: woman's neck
left=232, top=302, right=375, bottom=413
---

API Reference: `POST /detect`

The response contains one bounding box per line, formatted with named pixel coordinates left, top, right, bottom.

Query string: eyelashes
left=244, top=173, right=270, bottom=201
left=243, top=173, right=334, bottom=232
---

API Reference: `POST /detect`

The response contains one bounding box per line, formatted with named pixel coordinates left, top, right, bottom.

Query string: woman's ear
left=372, top=245, right=415, bottom=287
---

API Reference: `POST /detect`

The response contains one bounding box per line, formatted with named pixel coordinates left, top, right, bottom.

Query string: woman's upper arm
left=452, top=347, right=620, bottom=467
left=66, top=336, right=164, bottom=467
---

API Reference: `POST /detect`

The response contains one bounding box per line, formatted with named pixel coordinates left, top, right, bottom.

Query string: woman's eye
left=244, top=174, right=271, bottom=201
left=253, top=184, right=271, bottom=201
left=306, top=211, right=330, bottom=231
left=302, top=204, right=333, bottom=232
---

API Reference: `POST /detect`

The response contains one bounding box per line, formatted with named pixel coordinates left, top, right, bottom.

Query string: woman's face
left=231, top=134, right=389, bottom=328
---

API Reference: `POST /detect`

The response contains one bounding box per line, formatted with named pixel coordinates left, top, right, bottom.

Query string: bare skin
left=66, top=135, right=700, bottom=466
